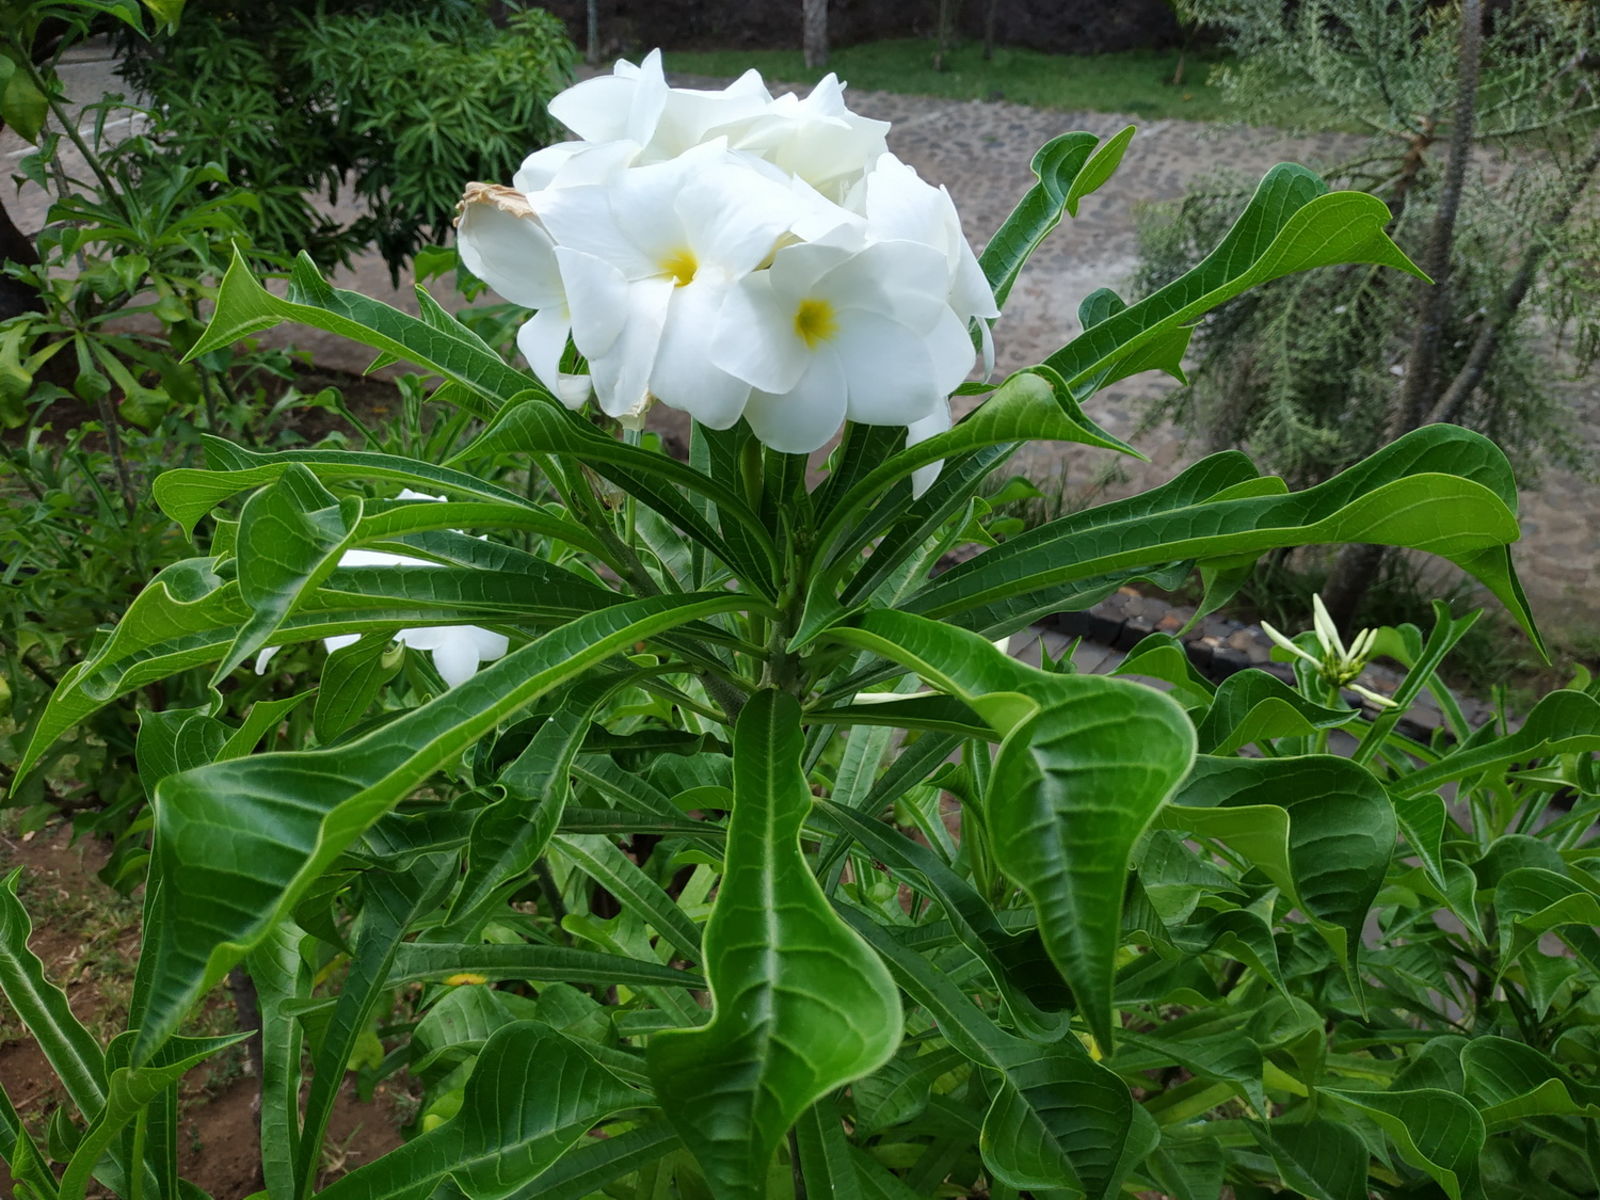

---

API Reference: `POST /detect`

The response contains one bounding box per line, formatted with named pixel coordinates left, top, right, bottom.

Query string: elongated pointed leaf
left=59, top=1032, right=244, bottom=1200
left=647, top=692, right=902, bottom=1197
left=1156, top=755, right=1395, bottom=973
left=841, top=909, right=1141, bottom=1198
left=1462, top=1037, right=1600, bottom=1126
left=215, top=463, right=361, bottom=682
left=1322, top=1087, right=1483, bottom=1200
left=980, top=132, right=1101, bottom=309
left=905, top=426, right=1538, bottom=651
left=450, top=398, right=778, bottom=592
left=316, top=1021, right=643, bottom=1200
left=1044, top=163, right=1424, bottom=393
left=387, top=943, right=705, bottom=991
left=135, top=593, right=748, bottom=1059
left=187, top=248, right=536, bottom=408
left=1392, top=689, right=1600, bottom=797
left=824, top=611, right=1193, bottom=1050
left=1193, top=670, right=1355, bottom=754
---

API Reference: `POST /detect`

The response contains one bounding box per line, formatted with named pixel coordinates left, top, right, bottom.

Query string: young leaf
left=648, top=691, right=902, bottom=1197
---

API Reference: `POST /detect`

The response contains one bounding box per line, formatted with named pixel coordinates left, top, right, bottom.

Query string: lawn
left=666, top=38, right=1238, bottom=122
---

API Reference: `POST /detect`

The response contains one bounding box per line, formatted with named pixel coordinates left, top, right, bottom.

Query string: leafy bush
left=117, top=1, right=577, bottom=276
left=3, top=55, right=1593, bottom=1200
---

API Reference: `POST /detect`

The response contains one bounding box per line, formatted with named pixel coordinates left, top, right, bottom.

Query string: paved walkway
left=7, top=48, right=1596, bottom=638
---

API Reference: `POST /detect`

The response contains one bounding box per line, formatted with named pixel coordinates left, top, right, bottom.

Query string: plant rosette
left=5, top=47, right=1583, bottom=1200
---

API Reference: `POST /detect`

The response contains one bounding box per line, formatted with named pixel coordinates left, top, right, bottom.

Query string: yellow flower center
left=793, top=297, right=838, bottom=349
left=660, top=248, right=697, bottom=287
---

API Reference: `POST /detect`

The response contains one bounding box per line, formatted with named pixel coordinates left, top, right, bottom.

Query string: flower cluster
left=1262, top=595, right=1397, bottom=709
left=456, top=50, right=996, bottom=481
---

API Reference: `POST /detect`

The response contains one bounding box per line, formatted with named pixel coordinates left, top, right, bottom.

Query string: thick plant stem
left=1329, top=0, right=1482, bottom=630
left=1388, top=0, right=1481, bottom=441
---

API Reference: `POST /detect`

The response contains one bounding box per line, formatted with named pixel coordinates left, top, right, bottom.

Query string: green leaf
left=1, top=61, right=47, bottom=142
left=904, top=426, right=1537, bottom=651
left=1492, top=868, right=1600, bottom=976
left=980, top=132, right=1101, bottom=309
left=1156, top=756, right=1395, bottom=975
left=648, top=692, right=902, bottom=1197
left=135, top=592, right=748, bottom=1060
left=1392, top=689, right=1600, bottom=797
left=186, top=249, right=536, bottom=409
left=0, top=872, right=107, bottom=1119
left=59, top=1032, right=244, bottom=1200
left=449, top=398, right=778, bottom=592
left=245, top=920, right=309, bottom=1200
left=215, top=463, right=361, bottom=682
left=841, top=910, right=1141, bottom=1198
left=513, top=1119, right=681, bottom=1199
left=316, top=1022, right=644, bottom=1200
left=1113, top=632, right=1216, bottom=707
left=1252, top=1119, right=1368, bottom=1200
left=796, top=1099, right=865, bottom=1200
left=1066, top=125, right=1136, bottom=216
left=1193, top=669, right=1355, bottom=754
left=387, top=943, right=705, bottom=991
left=1044, top=163, right=1425, bottom=395
left=823, top=611, right=1194, bottom=1050
left=1461, top=1036, right=1600, bottom=1126
left=1322, top=1087, right=1484, bottom=1200
left=314, top=634, right=405, bottom=742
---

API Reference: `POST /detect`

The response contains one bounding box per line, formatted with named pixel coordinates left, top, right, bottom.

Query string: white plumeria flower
left=711, top=238, right=964, bottom=454
left=711, top=73, right=891, bottom=202
left=547, top=49, right=773, bottom=166
left=1261, top=594, right=1397, bottom=709
left=456, top=50, right=997, bottom=462
left=253, top=490, right=508, bottom=689
left=535, top=141, right=802, bottom=427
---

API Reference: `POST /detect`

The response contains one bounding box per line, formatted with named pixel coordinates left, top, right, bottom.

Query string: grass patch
left=665, top=39, right=1240, bottom=122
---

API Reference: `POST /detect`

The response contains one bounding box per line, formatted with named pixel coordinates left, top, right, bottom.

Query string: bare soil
left=0, top=822, right=409, bottom=1198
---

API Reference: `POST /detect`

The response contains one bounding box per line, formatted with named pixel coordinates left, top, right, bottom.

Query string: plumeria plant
left=6, top=52, right=1600, bottom=1200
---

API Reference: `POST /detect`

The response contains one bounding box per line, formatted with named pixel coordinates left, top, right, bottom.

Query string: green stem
left=16, top=44, right=123, bottom=204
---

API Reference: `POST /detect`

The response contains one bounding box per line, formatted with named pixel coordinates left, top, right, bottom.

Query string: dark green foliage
left=117, top=1, right=576, bottom=276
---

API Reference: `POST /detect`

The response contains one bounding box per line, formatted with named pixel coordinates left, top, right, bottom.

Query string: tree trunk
left=982, top=0, right=999, bottom=61
left=803, top=0, right=828, bottom=70
left=1325, top=0, right=1483, bottom=631
left=933, top=0, right=961, bottom=72
left=1427, top=129, right=1600, bottom=426
left=586, top=0, right=601, bottom=65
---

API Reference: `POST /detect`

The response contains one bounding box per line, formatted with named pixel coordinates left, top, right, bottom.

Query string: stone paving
left=7, top=47, right=1595, bottom=652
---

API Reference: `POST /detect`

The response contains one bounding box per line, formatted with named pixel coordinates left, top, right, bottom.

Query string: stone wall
left=539, top=0, right=1182, bottom=58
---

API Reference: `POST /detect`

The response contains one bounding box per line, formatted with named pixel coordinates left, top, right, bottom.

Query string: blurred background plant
left=113, top=0, right=576, bottom=277
left=0, top=0, right=577, bottom=862
left=1135, top=0, right=1600, bottom=625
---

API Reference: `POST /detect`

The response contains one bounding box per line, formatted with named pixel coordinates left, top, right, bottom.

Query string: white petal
left=554, top=248, right=629, bottom=360
left=817, top=240, right=949, bottom=331
left=927, top=306, right=978, bottom=395
left=832, top=311, right=941, bottom=426
left=677, top=165, right=795, bottom=275
left=951, top=235, right=1000, bottom=319
left=395, top=489, right=444, bottom=503
left=338, top=548, right=432, bottom=568
left=456, top=185, right=563, bottom=310
left=254, top=646, right=280, bottom=675
left=429, top=634, right=481, bottom=688
left=538, top=185, right=660, bottom=280
left=548, top=71, right=641, bottom=142
left=743, top=353, right=848, bottom=454
left=516, top=306, right=574, bottom=400
left=906, top=401, right=952, bottom=499
left=712, top=272, right=809, bottom=394
left=651, top=279, right=753, bottom=429
left=588, top=275, right=674, bottom=420
left=514, top=139, right=638, bottom=192
left=323, top=633, right=360, bottom=655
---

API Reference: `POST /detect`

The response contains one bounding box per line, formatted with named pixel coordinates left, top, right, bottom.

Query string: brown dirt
left=0, top=822, right=409, bottom=1199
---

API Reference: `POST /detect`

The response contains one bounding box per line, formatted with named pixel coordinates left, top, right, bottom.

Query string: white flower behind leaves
left=254, top=490, right=508, bottom=690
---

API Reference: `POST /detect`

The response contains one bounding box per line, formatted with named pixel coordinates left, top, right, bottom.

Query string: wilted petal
left=743, top=353, right=848, bottom=453
left=456, top=184, right=563, bottom=310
